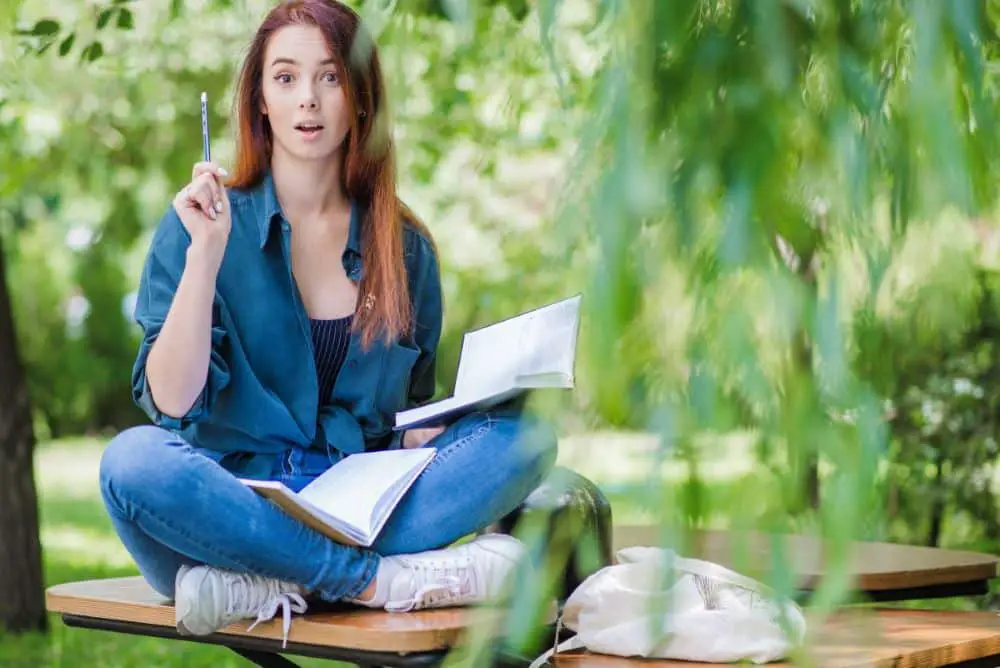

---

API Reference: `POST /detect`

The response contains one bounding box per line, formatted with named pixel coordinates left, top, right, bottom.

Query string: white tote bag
left=531, top=546, right=807, bottom=667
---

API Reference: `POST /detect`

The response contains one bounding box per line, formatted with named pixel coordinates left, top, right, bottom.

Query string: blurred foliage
left=4, top=0, right=1000, bottom=627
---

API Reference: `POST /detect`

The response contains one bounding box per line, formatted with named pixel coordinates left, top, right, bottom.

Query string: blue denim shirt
left=131, top=171, right=442, bottom=465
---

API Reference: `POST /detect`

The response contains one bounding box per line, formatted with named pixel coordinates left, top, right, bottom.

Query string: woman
left=99, top=0, right=557, bottom=643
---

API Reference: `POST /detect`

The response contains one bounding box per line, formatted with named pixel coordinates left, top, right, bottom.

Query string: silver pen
left=200, top=91, right=211, bottom=163
left=201, top=91, right=224, bottom=215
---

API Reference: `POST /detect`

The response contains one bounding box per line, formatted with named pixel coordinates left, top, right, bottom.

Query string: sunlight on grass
left=557, top=430, right=757, bottom=484
left=35, top=438, right=105, bottom=499
left=41, top=525, right=132, bottom=568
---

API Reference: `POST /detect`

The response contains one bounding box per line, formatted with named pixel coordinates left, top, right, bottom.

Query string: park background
left=4, top=0, right=1000, bottom=665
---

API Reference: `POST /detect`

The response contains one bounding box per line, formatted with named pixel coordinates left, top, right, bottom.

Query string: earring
left=359, top=110, right=367, bottom=118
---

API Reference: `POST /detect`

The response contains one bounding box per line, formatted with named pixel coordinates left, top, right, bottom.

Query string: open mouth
left=295, top=123, right=324, bottom=136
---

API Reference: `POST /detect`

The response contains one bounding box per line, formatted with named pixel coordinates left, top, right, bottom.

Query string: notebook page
left=373, top=476, right=408, bottom=528
left=370, top=464, right=427, bottom=537
left=394, top=395, right=468, bottom=429
left=453, top=316, right=527, bottom=399
left=298, top=449, right=434, bottom=539
left=394, top=387, right=524, bottom=430
left=516, top=295, right=581, bottom=381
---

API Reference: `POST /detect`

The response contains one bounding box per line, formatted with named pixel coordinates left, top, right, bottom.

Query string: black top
left=310, top=315, right=352, bottom=404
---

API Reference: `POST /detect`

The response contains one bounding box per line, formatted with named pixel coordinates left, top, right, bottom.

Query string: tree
left=0, top=1, right=144, bottom=633
left=0, top=4, right=47, bottom=631
left=0, top=231, right=45, bottom=632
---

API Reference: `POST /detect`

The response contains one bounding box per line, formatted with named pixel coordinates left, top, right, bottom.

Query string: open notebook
left=238, top=448, right=435, bottom=547
left=394, top=294, right=582, bottom=431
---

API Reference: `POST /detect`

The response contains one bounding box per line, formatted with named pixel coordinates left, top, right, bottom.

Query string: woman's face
left=261, top=24, right=351, bottom=164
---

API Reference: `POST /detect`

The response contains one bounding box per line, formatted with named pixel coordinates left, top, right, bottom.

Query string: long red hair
left=227, top=0, right=432, bottom=348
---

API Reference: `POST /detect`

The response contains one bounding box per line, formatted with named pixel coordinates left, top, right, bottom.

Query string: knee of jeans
left=493, top=414, right=559, bottom=480
left=99, top=425, right=180, bottom=510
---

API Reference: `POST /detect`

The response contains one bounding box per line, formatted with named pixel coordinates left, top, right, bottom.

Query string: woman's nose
left=299, top=86, right=319, bottom=110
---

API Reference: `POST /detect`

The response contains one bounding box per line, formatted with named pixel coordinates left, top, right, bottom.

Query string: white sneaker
left=381, top=533, right=525, bottom=612
left=174, top=565, right=307, bottom=647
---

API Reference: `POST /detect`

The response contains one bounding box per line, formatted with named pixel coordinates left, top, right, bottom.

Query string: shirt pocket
left=376, top=341, right=421, bottom=416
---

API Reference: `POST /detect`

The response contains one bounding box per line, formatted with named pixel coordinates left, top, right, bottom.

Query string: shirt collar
left=253, top=169, right=364, bottom=257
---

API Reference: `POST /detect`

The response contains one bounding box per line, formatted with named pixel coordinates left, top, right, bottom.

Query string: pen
left=200, top=91, right=211, bottom=163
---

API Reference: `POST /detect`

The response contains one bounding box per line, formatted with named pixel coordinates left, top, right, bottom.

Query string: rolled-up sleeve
left=131, top=207, right=231, bottom=431
left=407, top=238, right=443, bottom=408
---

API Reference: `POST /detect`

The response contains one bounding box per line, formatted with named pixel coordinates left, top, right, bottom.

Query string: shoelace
left=246, top=591, right=308, bottom=647
left=221, top=573, right=307, bottom=648
left=386, top=558, right=477, bottom=612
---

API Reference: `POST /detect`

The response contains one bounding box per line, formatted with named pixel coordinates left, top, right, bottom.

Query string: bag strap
left=667, top=553, right=777, bottom=596
left=528, top=611, right=584, bottom=668
left=528, top=636, right=583, bottom=668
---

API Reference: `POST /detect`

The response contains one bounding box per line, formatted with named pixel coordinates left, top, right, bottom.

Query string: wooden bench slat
left=613, top=526, right=1000, bottom=592
left=552, top=608, right=1000, bottom=668
left=46, top=577, right=501, bottom=652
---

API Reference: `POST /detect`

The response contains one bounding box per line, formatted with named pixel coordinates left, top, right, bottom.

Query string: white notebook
left=239, top=448, right=435, bottom=547
left=394, top=294, right=582, bottom=431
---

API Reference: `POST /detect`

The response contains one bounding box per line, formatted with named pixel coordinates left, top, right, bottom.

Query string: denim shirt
left=131, top=171, right=443, bottom=464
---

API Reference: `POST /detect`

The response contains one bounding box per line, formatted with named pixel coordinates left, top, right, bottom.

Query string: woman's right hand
left=172, top=162, right=231, bottom=273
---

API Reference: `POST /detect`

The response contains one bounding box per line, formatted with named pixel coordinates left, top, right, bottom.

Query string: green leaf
left=97, top=9, right=114, bottom=30
left=80, top=41, right=104, bottom=62
left=116, top=8, right=134, bottom=30
left=169, top=0, right=183, bottom=20
left=36, top=39, right=56, bottom=55
left=58, top=33, right=75, bottom=57
left=30, top=19, right=60, bottom=36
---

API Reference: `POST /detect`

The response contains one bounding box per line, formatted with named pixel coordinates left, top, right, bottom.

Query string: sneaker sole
left=174, top=565, right=217, bottom=636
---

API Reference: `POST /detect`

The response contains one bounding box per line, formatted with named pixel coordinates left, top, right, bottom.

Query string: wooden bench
left=551, top=609, right=1000, bottom=668
left=47, top=578, right=1000, bottom=668
left=45, top=526, right=1000, bottom=667
left=47, top=575, right=508, bottom=667
left=613, top=526, right=1000, bottom=601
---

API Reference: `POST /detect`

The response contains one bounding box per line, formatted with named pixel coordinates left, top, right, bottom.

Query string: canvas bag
left=530, top=545, right=807, bottom=667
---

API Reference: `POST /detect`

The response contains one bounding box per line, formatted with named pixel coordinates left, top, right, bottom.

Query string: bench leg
left=230, top=648, right=302, bottom=667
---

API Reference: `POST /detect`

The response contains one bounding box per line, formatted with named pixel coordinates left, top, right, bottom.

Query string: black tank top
left=309, top=315, right=352, bottom=403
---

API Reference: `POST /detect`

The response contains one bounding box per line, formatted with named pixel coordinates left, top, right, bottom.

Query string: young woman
left=99, top=0, right=557, bottom=643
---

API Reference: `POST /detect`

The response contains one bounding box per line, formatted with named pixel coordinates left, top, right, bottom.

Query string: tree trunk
left=793, top=327, right=821, bottom=510
left=926, top=448, right=945, bottom=548
left=0, top=232, right=47, bottom=633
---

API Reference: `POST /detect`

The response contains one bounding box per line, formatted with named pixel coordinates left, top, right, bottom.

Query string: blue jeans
left=99, top=410, right=557, bottom=602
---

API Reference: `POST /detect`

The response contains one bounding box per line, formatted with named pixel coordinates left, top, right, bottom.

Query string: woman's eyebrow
left=269, top=57, right=338, bottom=68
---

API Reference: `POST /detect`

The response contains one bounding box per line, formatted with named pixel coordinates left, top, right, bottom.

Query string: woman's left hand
left=403, top=426, right=445, bottom=449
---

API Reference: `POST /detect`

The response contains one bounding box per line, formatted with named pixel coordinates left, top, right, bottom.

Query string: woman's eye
left=323, top=72, right=339, bottom=84
left=274, top=73, right=293, bottom=84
